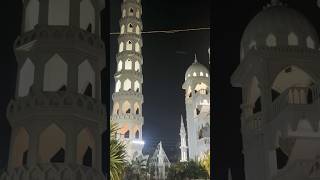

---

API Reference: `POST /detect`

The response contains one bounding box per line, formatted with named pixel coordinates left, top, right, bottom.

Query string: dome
left=185, top=55, right=209, bottom=80
left=241, top=3, right=319, bottom=59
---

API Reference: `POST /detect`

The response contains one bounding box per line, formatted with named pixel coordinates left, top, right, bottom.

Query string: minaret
left=2, top=0, right=106, bottom=179
left=182, top=54, right=210, bottom=160
left=111, top=0, right=145, bottom=161
left=180, top=115, right=188, bottom=162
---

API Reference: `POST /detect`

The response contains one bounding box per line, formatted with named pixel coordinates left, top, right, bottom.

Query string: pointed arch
left=126, top=41, right=133, bottom=50
left=135, top=130, right=139, bottom=139
left=115, top=80, right=121, bottom=92
left=134, top=61, right=140, bottom=72
left=25, top=0, right=39, bottom=32
left=124, top=130, right=130, bottom=138
left=77, top=128, right=95, bottom=167
left=127, top=23, right=133, bottom=33
left=125, top=59, right=132, bottom=70
left=288, top=32, right=298, bottom=46
left=80, top=0, right=95, bottom=33
left=307, top=36, right=315, bottom=49
left=136, top=10, right=140, bottom=18
left=44, top=54, right=68, bottom=91
left=120, top=25, right=125, bottom=34
left=122, top=9, right=126, bottom=17
left=117, top=60, right=123, bottom=72
left=135, top=43, right=140, bottom=53
left=134, top=102, right=140, bottom=115
left=266, top=34, right=277, bottom=47
left=123, top=79, right=132, bottom=91
left=134, top=81, right=140, bottom=92
left=11, top=127, right=29, bottom=168
left=78, top=60, right=95, bottom=98
left=113, top=102, right=120, bottom=115
left=136, top=26, right=140, bottom=34
left=193, top=72, right=197, bottom=77
left=19, top=58, right=35, bottom=97
left=48, top=0, right=70, bottom=25
left=39, top=124, right=66, bottom=163
left=129, top=8, right=134, bottom=16
left=119, top=42, right=124, bottom=52
left=122, top=101, right=131, bottom=114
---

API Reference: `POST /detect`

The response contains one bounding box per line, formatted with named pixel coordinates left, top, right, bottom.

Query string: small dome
left=185, top=55, right=209, bottom=80
left=241, top=3, right=319, bottom=59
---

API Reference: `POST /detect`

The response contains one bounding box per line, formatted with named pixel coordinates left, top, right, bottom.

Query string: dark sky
left=109, top=0, right=210, bottom=162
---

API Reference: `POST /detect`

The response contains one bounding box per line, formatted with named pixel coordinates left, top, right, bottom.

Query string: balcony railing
left=243, top=112, right=262, bottom=131
left=271, top=84, right=320, bottom=119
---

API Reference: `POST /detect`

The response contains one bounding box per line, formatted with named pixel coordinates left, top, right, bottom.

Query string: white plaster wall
left=48, top=0, right=70, bottom=25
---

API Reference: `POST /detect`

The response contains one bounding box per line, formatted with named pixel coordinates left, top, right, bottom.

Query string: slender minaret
left=111, top=0, right=144, bottom=161
left=2, top=0, right=106, bottom=179
left=180, top=115, right=188, bottom=162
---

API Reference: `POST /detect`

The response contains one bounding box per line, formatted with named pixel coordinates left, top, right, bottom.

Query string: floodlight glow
left=132, top=140, right=145, bottom=145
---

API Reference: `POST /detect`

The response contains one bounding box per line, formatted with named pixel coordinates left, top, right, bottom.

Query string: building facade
left=231, top=1, right=320, bottom=180
left=182, top=55, right=210, bottom=161
left=1, top=0, right=106, bottom=179
left=111, top=0, right=145, bottom=161
left=148, top=142, right=171, bottom=180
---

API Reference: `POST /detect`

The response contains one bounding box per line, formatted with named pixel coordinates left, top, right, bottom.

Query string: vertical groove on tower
left=111, top=0, right=145, bottom=160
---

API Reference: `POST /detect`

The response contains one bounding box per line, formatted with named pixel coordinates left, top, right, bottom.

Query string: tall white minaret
left=180, top=115, right=188, bottom=162
left=111, top=0, right=145, bottom=161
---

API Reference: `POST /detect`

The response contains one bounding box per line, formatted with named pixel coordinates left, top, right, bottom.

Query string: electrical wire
left=109, top=27, right=210, bottom=35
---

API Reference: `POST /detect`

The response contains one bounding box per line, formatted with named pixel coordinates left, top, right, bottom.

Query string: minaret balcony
left=7, top=91, right=106, bottom=126
left=14, top=25, right=105, bottom=54
left=192, top=90, right=210, bottom=106
left=111, top=114, right=144, bottom=124
left=0, top=163, right=105, bottom=180
left=270, top=85, right=320, bottom=132
left=112, top=91, right=144, bottom=102
left=242, top=112, right=263, bottom=132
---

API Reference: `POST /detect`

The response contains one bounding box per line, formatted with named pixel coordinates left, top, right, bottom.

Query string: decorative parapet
left=111, top=114, right=144, bottom=124
left=243, top=112, right=263, bottom=131
left=14, top=25, right=105, bottom=51
left=7, top=91, right=106, bottom=125
left=0, top=163, right=105, bottom=180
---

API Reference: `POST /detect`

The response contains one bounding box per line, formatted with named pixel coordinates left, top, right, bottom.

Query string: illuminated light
left=132, top=140, right=145, bottom=145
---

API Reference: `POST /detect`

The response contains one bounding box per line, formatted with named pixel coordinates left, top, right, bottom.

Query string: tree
left=110, top=122, right=127, bottom=180
left=167, top=160, right=209, bottom=180
left=200, top=151, right=210, bottom=177
left=124, top=155, right=148, bottom=180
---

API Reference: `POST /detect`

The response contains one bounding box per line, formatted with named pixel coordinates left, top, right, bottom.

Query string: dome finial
left=194, top=53, right=198, bottom=63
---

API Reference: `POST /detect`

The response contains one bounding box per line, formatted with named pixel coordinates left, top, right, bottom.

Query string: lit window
left=117, top=61, right=122, bottom=71
left=134, top=61, right=140, bottom=72
left=115, top=80, right=121, bottom=92
left=193, top=72, right=196, bottom=77
left=266, top=34, right=277, bottom=47
left=200, top=72, right=203, bottom=76
left=136, top=26, right=140, bottom=34
left=288, top=32, right=298, bottom=46
left=128, top=24, right=133, bottom=33
left=135, top=43, right=140, bottom=52
left=307, top=36, right=315, bottom=49
left=129, top=8, right=134, bottom=16
left=205, top=73, right=208, bottom=77
left=125, top=59, right=132, bottom=70
left=136, top=10, right=140, bottom=18
left=126, top=41, right=133, bottom=50
left=122, top=9, right=126, bottom=17
left=120, top=25, right=125, bottom=34
left=119, top=42, right=124, bottom=52
left=123, top=79, right=131, bottom=91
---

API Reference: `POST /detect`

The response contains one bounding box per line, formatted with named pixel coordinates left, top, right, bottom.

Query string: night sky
left=109, top=0, right=210, bottom=162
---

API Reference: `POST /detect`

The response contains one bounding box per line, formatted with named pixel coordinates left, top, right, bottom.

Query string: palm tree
left=110, top=122, right=127, bottom=180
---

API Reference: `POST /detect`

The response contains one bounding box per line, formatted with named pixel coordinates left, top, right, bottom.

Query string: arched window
left=25, top=0, right=39, bottom=32
left=125, top=59, right=132, bottom=70
left=123, top=79, right=131, bottom=91
left=119, top=42, right=124, bottom=52
left=249, top=41, right=257, bottom=49
left=122, top=101, right=131, bottom=114
left=19, top=58, right=35, bottom=97
left=200, top=72, right=204, bottom=76
left=122, top=9, right=126, bottom=17
left=136, top=10, right=140, bottom=18
left=80, top=0, right=95, bottom=33
left=78, top=60, right=95, bottom=98
left=205, top=73, right=209, bottom=77
left=11, top=127, right=29, bottom=168
left=121, top=25, right=125, bottom=34
left=77, top=128, right=95, bottom=167
left=288, top=32, right=298, bottom=46
left=48, top=0, right=70, bottom=25
left=128, top=24, right=133, bottom=33
left=193, top=72, right=197, bottom=77
left=115, top=80, right=121, bottom=92
left=134, top=81, right=140, bottom=92
left=266, top=34, right=277, bottom=47
left=117, top=61, right=123, bottom=72
left=307, top=36, right=315, bottom=49
left=188, top=74, right=191, bottom=77
left=136, top=26, right=140, bottom=34
left=129, top=8, right=134, bottom=16
left=135, top=61, right=140, bottom=72
left=124, top=130, right=129, bottom=138
left=44, top=54, right=67, bottom=91
left=113, top=103, right=120, bottom=115
left=186, top=86, right=192, bottom=98
left=135, top=43, right=140, bottom=53
left=39, top=124, right=66, bottom=163
left=134, top=102, right=140, bottom=114
left=126, top=41, right=133, bottom=50
left=135, top=130, right=139, bottom=139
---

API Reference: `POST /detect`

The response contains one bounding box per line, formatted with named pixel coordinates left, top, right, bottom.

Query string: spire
left=180, top=115, right=186, bottom=134
left=194, top=53, right=198, bottom=63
